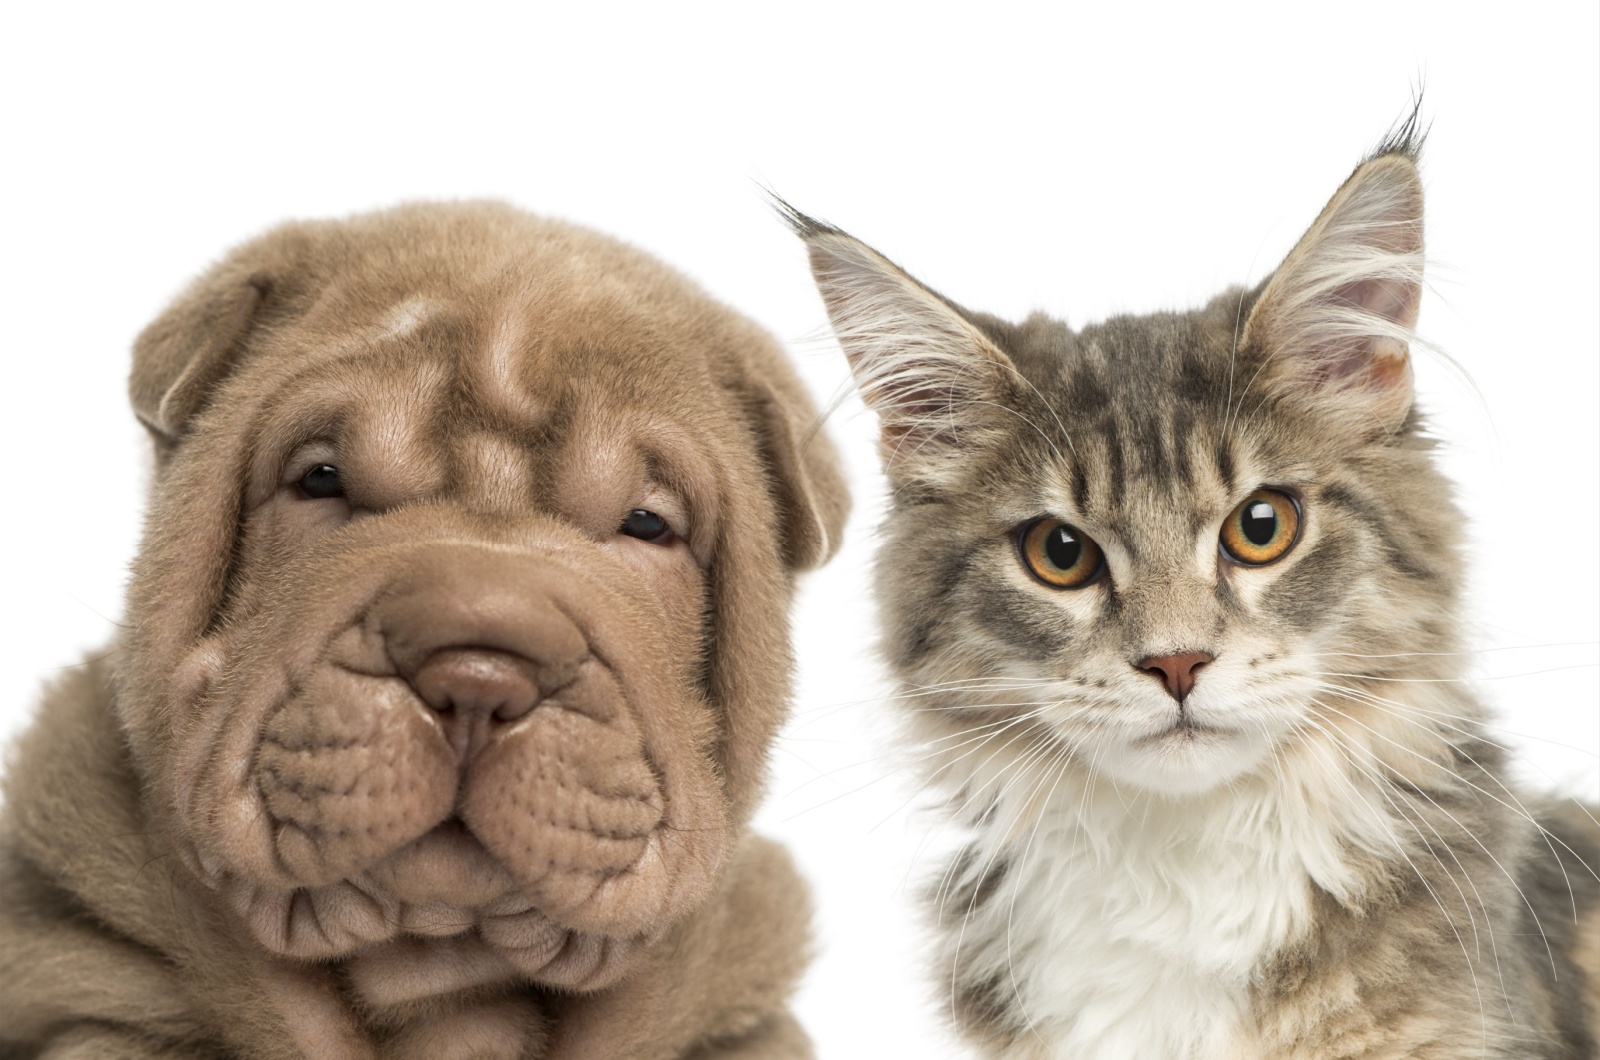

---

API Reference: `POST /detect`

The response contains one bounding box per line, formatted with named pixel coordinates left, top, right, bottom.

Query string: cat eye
left=1019, top=518, right=1104, bottom=589
left=1219, top=489, right=1300, bottom=565
left=619, top=508, right=674, bottom=544
left=298, top=464, right=345, bottom=500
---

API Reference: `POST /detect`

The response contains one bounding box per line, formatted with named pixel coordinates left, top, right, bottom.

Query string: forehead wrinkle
left=454, top=431, right=534, bottom=514
left=244, top=355, right=450, bottom=503
left=557, top=393, right=723, bottom=549
left=250, top=350, right=409, bottom=456
left=551, top=406, right=645, bottom=531
left=378, top=296, right=438, bottom=341
left=465, top=304, right=546, bottom=429
left=289, top=292, right=467, bottom=362
left=638, top=425, right=721, bottom=547
left=343, top=360, right=451, bottom=503
left=254, top=344, right=401, bottom=399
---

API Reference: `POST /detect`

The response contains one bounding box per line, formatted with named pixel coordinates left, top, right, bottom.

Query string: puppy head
left=119, top=203, right=847, bottom=998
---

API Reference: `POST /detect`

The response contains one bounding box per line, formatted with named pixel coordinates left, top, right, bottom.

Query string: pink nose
left=1135, top=651, right=1214, bottom=703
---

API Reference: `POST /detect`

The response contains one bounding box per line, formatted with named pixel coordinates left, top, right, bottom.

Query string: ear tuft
left=1367, top=94, right=1429, bottom=166
left=768, top=193, right=842, bottom=243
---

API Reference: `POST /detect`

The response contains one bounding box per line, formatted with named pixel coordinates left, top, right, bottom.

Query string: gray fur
left=783, top=124, right=1600, bottom=1058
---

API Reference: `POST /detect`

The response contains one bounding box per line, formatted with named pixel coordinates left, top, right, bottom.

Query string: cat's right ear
left=776, top=200, right=1022, bottom=482
left=1242, top=128, right=1426, bottom=436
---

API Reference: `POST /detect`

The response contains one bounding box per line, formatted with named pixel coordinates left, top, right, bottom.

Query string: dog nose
left=370, top=554, right=600, bottom=756
left=1135, top=651, right=1214, bottom=703
left=412, top=649, right=544, bottom=759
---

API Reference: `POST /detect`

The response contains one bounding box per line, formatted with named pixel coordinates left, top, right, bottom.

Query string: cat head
left=787, top=117, right=1463, bottom=798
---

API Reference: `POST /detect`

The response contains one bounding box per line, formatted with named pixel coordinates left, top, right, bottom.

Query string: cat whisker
left=1306, top=719, right=1498, bottom=974
left=779, top=706, right=1058, bottom=819
left=1217, top=280, right=1249, bottom=451
left=1295, top=712, right=1500, bottom=1036
left=999, top=752, right=1073, bottom=1046
left=1302, top=706, right=1503, bottom=944
left=787, top=684, right=1054, bottom=734
left=938, top=730, right=1064, bottom=834
left=945, top=735, right=1063, bottom=1038
left=962, top=398, right=1070, bottom=466
left=879, top=710, right=1063, bottom=834
left=1313, top=683, right=1600, bottom=910
left=1302, top=641, right=1598, bottom=661
left=1304, top=663, right=1600, bottom=684
left=1307, top=699, right=1560, bottom=977
left=1366, top=702, right=1597, bottom=761
left=1313, top=681, right=1600, bottom=859
left=897, top=677, right=1058, bottom=693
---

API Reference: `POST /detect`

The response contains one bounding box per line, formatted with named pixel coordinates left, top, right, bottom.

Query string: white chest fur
left=947, top=771, right=1363, bottom=1060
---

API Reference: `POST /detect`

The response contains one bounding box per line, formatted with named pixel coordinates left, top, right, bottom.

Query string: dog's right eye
left=618, top=509, right=673, bottom=543
left=298, top=464, right=346, bottom=500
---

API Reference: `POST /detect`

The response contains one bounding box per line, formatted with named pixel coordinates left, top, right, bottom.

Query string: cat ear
left=1243, top=142, right=1425, bottom=433
left=777, top=200, right=1021, bottom=479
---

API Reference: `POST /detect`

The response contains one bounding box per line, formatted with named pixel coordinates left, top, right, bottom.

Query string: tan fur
left=0, top=202, right=847, bottom=1058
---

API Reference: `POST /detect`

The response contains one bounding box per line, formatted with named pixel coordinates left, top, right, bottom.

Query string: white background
left=2, top=5, right=1595, bottom=1056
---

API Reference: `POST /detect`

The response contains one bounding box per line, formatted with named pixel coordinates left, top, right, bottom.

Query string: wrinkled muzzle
left=169, top=532, right=728, bottom=991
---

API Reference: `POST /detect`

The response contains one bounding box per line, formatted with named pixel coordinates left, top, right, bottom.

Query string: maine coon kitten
left=783, top=121, right=1600, bottom=1058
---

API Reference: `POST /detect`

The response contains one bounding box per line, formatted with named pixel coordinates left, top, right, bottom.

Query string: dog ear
left=703, top=334, right=849, bottom=819
left=130, top=273, right=269, bottom=443
left=129, top=226, right=316, bottom=446
left=747, top=377, right=849, bottom=572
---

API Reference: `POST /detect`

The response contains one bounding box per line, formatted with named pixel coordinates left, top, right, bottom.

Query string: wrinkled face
left=877, top=309, right=1456, bottom=797
left=152, top=299, right=735, bottom=1001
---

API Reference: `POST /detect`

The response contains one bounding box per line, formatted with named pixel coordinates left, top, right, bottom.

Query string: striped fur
left=787, top=119, right=1600, bottom=1058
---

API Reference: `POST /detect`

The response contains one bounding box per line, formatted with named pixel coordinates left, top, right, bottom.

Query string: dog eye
left=298, top=464, right=346, bottom=500
left=618, top=509, right=673, bottom=543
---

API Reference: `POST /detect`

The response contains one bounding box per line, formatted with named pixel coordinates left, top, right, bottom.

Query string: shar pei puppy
left=0, top=203, right=848, bottom=1060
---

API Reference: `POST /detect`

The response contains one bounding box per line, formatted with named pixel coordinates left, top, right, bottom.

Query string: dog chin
left=217, top=820, right=513, bottom=957
left=215, top=816, right=656, bottom=993
left=1095, top=723, right=1273, bottom=796
left=362, top=817, right=521, bottom=909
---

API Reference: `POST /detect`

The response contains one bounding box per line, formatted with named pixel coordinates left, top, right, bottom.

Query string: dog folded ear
left=129, top=225, right=319, bottom=446
left=748, top=377, right=849, bottom=572
left=129, top=271, right=271, bottom=444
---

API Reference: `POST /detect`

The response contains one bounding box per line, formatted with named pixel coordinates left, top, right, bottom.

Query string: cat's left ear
left=775, top=199, right=1024, bottom=487
left=1243, top=144, right=1424, bottom=433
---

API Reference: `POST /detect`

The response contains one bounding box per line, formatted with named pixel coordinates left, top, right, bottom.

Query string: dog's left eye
left=619, top=509, right=673, bottom=543
left=298, top=464, right=346, bottom=500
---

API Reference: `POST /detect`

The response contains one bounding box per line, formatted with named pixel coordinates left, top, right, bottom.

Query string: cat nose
left=1135, top=651, right=1214, bottom=703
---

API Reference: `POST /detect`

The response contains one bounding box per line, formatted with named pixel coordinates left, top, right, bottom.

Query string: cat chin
left=1092, top=726, right=1274, bottom=797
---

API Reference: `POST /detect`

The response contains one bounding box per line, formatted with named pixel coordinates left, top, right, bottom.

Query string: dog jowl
left=0, top=202, right=847, bottom=1060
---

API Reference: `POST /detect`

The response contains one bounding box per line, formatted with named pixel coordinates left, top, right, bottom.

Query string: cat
left=781, top=113, right=1600, bottom=1059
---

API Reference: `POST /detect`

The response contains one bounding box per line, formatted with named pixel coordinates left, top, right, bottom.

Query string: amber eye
left=1019, top=518, right=1103, bottom=589
left=1220, top=489, right=1300, bottom=565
